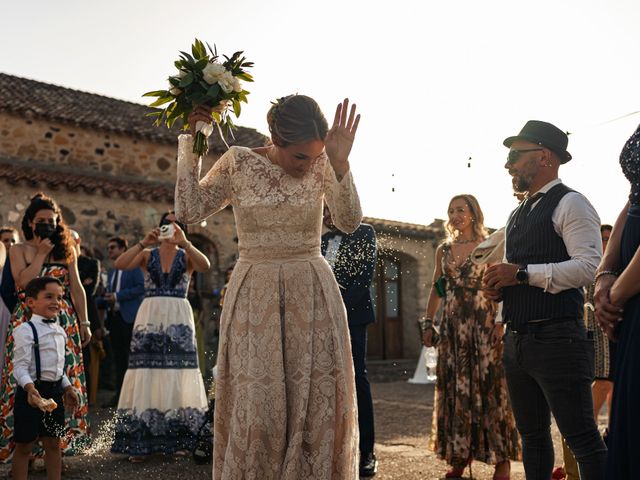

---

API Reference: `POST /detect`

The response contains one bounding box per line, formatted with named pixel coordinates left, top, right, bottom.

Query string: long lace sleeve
left=323, top=159, right=362, bottom=233
left=174, top=134, right=234, bottom=224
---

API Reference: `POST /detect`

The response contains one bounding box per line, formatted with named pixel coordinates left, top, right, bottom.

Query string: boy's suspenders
left=26, top=321, right=42, bottom=382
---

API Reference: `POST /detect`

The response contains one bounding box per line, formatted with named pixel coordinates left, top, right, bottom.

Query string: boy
left=11, top=276, right=79, bottom=480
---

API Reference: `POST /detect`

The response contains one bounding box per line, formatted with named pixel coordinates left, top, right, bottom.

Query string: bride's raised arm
left=322, top=98, right=362, bottom=233
left=174, top=133, right=233, bottom=225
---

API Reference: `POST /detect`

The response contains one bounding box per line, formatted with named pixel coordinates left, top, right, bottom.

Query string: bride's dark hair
left=267, top=95, right=329, bottom=147
left=21, top=192, right=75, bottom=264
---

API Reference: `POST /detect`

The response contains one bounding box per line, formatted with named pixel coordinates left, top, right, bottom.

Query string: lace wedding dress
left=175, top=135, right=362, bottom=479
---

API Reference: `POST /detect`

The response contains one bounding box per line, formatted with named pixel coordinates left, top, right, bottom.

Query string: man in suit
left=321, top=206, right=378, bottom=477
left=483, top=121, right=607, bottom=479
left=96, top=236, right=144, bottom=407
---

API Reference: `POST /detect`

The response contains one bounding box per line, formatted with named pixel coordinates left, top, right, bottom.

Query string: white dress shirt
left=113, top=269, right=123, bottom=311
left=13, top=314, right=70, bottom=389
left=506, top=178, right=602, bottom=294
left=324, top=235, right=343, bottom=270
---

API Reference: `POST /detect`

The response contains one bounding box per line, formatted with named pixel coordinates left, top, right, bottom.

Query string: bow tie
left=42, top=318, right=57, bottom=324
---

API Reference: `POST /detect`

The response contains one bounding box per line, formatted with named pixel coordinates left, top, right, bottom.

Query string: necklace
left=453, top=237, right=477, bottom=244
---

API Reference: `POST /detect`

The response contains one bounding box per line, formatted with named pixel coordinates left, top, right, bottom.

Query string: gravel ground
left=0, top=361, right=593, bottom=479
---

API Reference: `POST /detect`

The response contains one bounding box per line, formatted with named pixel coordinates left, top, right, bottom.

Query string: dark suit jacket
left=0, top=256, right=17, bottom=313
left=96, top=267, right=144, bottom=324
left=78, top=255, right=101, bottom=331
left=321, top=223, right=377, bottom=326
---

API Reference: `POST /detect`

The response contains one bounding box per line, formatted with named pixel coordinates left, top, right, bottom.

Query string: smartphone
left=158, top=223, right=175, bottom=240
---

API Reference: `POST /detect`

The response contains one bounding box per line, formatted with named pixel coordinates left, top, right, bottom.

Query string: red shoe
left=445, top=466, right=466, bottom=478
left=552, top=466, right=567, bottom=479
left=493, top=460, right=510, bottom=480
left=446, top=459, right=471, bottom=478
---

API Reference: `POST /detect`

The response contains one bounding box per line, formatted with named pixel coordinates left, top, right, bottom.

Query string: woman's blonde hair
left=445, top=194, right=487, bottom=241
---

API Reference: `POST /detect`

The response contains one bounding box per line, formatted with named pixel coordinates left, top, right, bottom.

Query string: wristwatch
left=515, top=265, right=528, bottom=284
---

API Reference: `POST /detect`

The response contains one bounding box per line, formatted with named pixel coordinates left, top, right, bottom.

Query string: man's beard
left=512, top=175, right=531, bottom=193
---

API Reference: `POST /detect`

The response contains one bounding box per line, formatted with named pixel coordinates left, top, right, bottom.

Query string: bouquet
left=143, top=39, right=254, bottom=156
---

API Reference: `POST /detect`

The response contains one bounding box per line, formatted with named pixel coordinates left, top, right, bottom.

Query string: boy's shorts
left=14, top=381, right=65, bottom=443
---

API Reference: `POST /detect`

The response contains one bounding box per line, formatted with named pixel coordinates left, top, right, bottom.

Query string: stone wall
left=0, top=109, right=445, bottom=361
left=0, top=113, right=220, bottom=182
left=377, top=232, right=441, bottom=358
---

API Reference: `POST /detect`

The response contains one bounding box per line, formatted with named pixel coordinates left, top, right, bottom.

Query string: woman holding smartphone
left=109, top=211, right=211, bottom=461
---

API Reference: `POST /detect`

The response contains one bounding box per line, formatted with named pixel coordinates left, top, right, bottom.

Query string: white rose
left=202, top=62, right=226, bottom=85
left=232, top=77, right=242, bottom=93
left=218, top=70, right=235, bottom=93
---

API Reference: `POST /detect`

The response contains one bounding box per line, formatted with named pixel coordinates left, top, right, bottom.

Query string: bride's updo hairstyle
left=267, top=95, right=329, bottom=147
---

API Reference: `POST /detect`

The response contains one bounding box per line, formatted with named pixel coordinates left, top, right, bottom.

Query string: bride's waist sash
left=238, top=247, right=323, bottom=264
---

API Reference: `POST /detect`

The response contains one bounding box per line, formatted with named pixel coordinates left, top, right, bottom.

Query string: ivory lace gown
left=175, top=135, right=362, bottom=479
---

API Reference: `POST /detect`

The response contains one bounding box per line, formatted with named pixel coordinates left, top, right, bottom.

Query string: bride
left=176, top=96, right=363, bottom=479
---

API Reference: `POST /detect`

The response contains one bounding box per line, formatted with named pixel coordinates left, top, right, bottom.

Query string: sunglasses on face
left=507, top=148, right=543, bottom=164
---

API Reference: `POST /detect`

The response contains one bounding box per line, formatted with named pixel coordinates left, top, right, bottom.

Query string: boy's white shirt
left=13, top=314, right=71, bottom=389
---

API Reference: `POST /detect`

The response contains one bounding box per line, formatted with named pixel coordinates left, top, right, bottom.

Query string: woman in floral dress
left=0, top=193, right=91, bottom=463
left=422, top=194, right=520, bottom=479
left=110, top=212, right=211, bottom=460
left=177, top=96, right=362, bottom=479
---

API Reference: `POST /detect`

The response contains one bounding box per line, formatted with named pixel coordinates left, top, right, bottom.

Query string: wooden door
left=367, top=255, right=403, bottom=359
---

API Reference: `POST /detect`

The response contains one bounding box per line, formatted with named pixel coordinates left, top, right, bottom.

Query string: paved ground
left=0, top=360, right=592, bottom=479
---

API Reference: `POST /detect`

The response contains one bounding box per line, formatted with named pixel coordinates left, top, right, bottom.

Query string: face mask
left=34, top=223, right=56, bottom=239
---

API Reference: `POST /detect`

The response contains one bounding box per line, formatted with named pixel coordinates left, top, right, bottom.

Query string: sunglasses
left=507, top=148, right=543, bottom=164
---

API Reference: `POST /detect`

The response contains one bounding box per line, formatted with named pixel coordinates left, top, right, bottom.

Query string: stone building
left=0, top=72, right=444, bottom=362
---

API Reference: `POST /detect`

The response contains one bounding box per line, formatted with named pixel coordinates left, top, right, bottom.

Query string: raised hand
left=171, top=222, right=188, bottom=247
left=188, top=105, right=215, bottom=136
left=141, top=228, right=160, bottom=248
left=35, top=237, right=54, bottom=257
left=325, top=98, right=361, bottom=178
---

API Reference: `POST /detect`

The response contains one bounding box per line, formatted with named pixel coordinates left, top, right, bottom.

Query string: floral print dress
left=0, top=263, right=91, bottom=463
left=429, top=244, right=521, bottom=467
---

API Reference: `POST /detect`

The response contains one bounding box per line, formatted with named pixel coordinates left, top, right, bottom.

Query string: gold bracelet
left=594, top=270, right=619, bottom=284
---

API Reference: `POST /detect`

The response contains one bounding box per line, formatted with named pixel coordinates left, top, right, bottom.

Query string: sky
left=1, top=0, right=639, bottom=229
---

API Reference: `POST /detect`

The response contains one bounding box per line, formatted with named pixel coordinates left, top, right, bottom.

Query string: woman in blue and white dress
left=110, top=212, right=211, bottom=461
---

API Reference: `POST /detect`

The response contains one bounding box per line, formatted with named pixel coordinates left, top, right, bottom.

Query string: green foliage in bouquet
left=143, top=39, right=254, bottom=155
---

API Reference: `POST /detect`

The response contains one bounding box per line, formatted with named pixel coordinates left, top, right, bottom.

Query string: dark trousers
left=503, top=318, right=607, bottom=480
left=349, top=324, right=375, bottom=454
left=108, top=310, right=133, bottom=397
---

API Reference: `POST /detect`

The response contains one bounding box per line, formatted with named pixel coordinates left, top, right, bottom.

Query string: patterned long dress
left=175, top=136, right=361, bottom=480
left=0, top=263, right=91, bottom=463
left=429, top=244, right=521, bottom=467
left=111, top=248, right=209, bottom=455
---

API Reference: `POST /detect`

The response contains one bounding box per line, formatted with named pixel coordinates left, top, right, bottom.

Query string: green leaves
left=191, top=39, right=208, bottom=60
left=178, top=72, right=194, bottom=87
left=142, top=38, right=254, bottom=149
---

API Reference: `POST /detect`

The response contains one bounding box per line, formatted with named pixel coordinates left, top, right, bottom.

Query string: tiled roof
left=0, top=72, right=268, bottom=153
left=0, top=157, right=174, bottom=203
left=364, top=217, right=444, bottom=239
